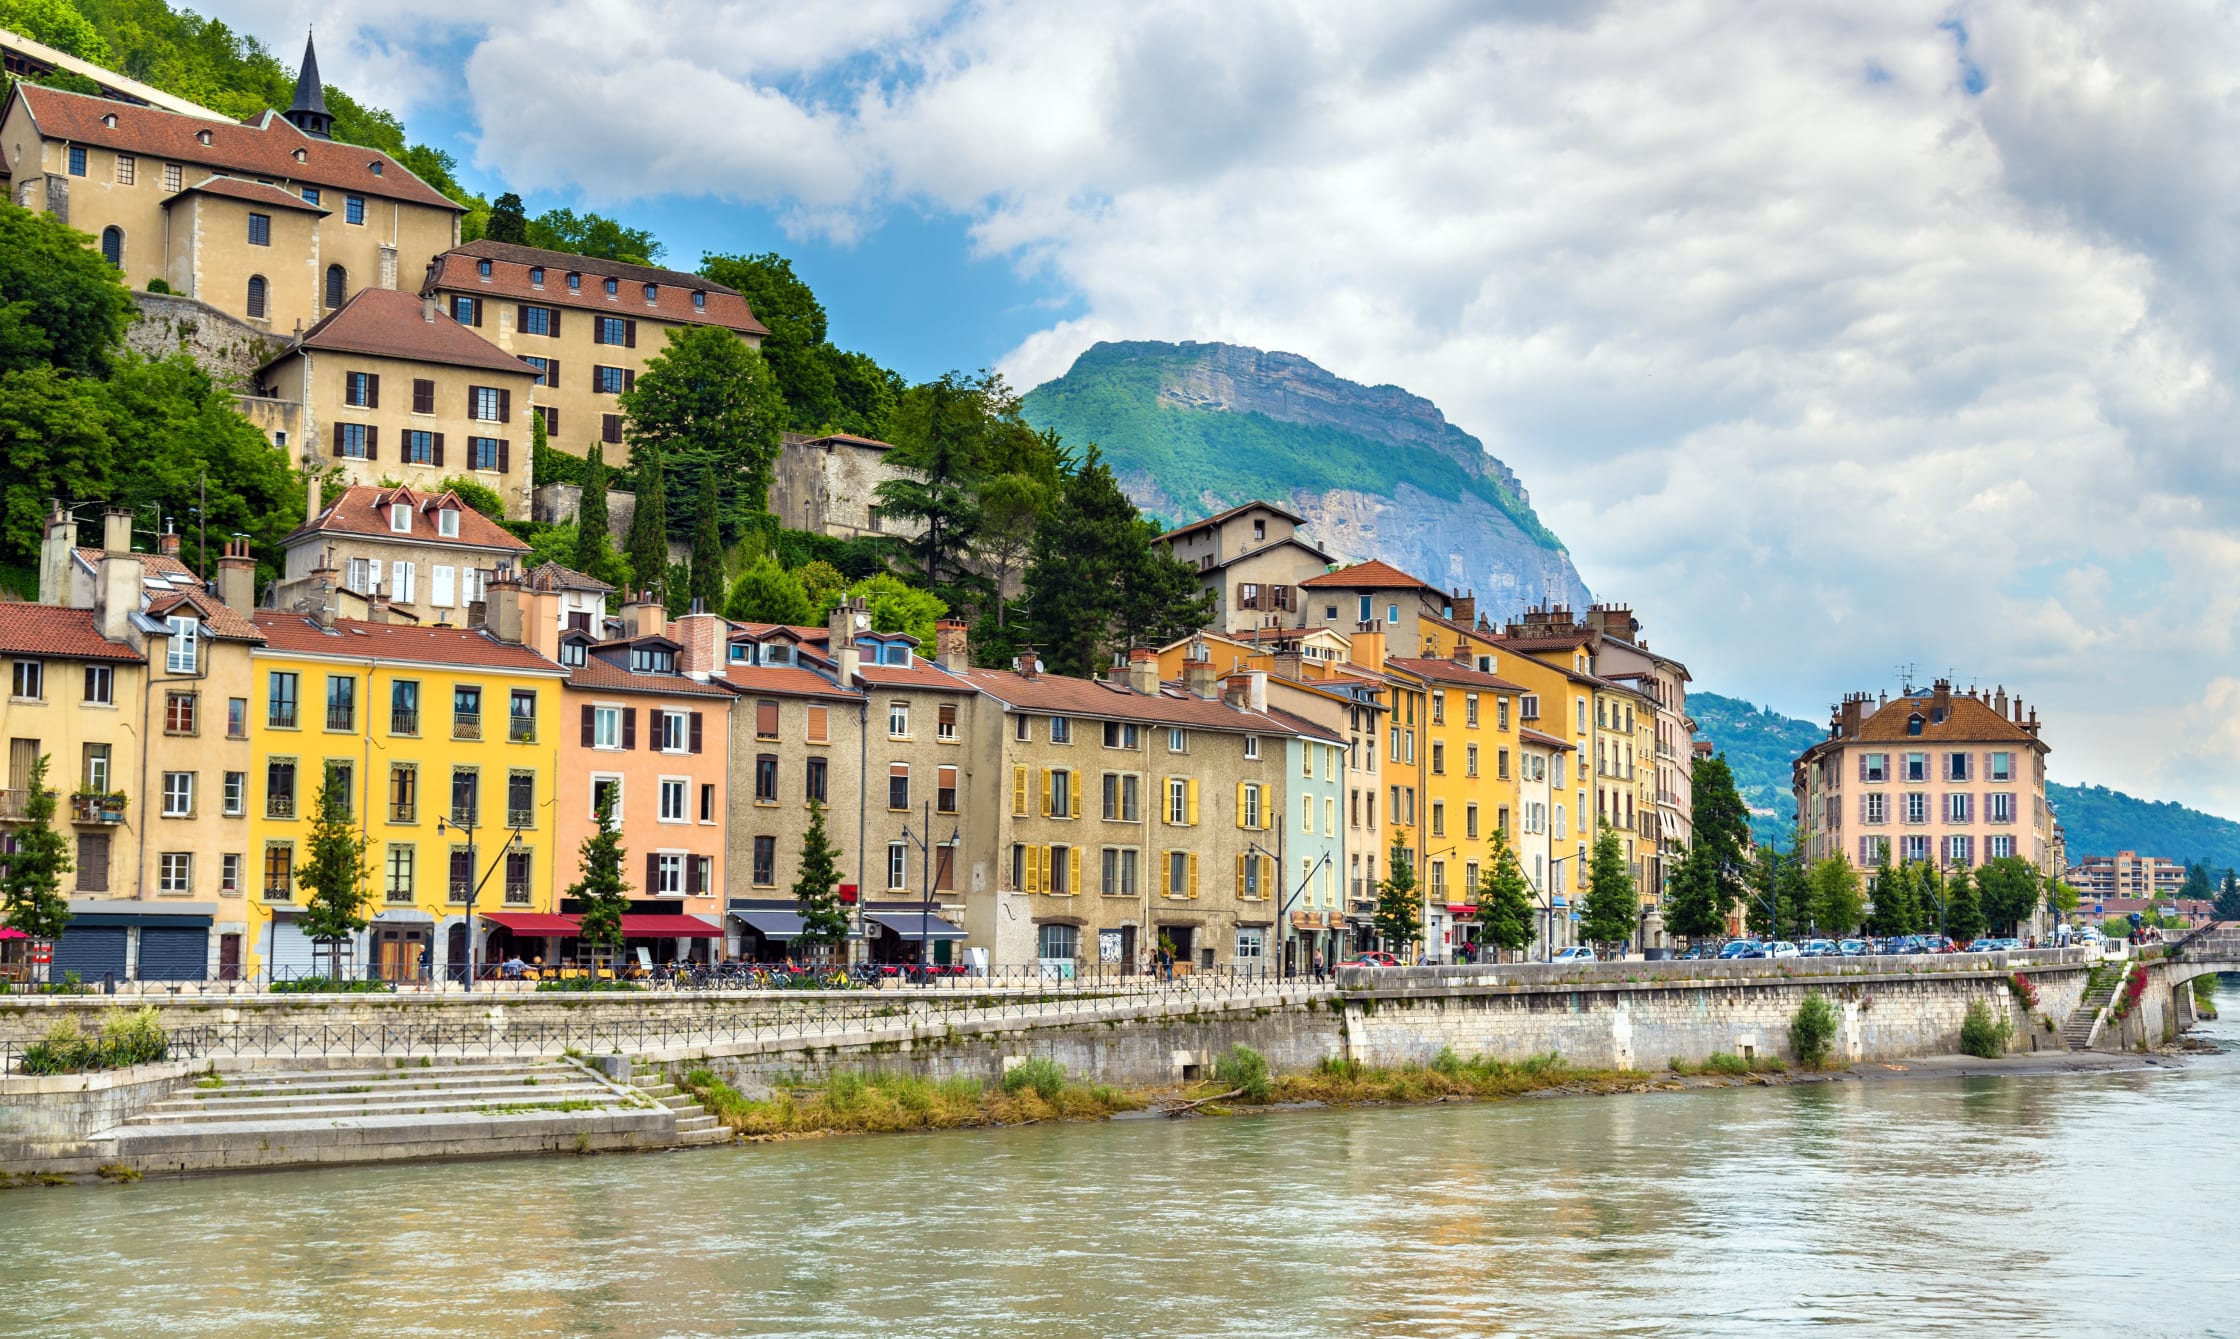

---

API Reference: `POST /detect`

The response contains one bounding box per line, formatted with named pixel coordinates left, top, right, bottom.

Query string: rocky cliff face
left=1023, top=340, right=1591, bottom=620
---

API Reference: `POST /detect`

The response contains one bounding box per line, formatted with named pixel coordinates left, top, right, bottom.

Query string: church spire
left=284, top=28, right=332, bottom=140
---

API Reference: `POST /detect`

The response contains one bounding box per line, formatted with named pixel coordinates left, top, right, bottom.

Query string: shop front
left=862, top=904, right=967, bottom=966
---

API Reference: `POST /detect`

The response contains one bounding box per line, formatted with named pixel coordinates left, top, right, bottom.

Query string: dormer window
left=369, top=161, right=383, bottom=175
left=630, top=646, right=675, bottom=673
left=293, top=148, right=306, bottom=163
left=197, top=130, right=212, bottom=146
left=390, top=504, right=412, bottom=533
left=165, top=616, right=199, bottom=674
left=567, top=273, right=581, bottom=291
left=437, top=507, right=461, bottom=539
left=604, top=278, right=619, bottom=296
left=643, top=283, right=658, bottom=303
left=692, top=291, right=706, bottom=309
left=102, top=113, right=117, bottom=128
left=764, top=643, right=793, bottom=666
left=530, top=267, right=544, bottom=286
left=728, top=643, right=748, bottom=663
left=1906, top=714, right=1924, bottom=736
left=477, top=259, right=492, bottom=278
left=560, top=640, right=586, bottom=668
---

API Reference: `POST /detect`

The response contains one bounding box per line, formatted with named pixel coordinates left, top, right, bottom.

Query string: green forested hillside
left=1689, top=690, right=2240, bottom=868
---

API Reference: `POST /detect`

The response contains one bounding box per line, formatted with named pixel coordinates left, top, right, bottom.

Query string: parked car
left=1717, top=939, right=1760, bottom=960
left=1800, top=939, right=1841, bottom=957
left=1967, top=937, right=1999, bottom=953
left=1761, top=941, right=1801, bottom=959
left=1550, top=946, right=1598, bottom=963
left=1675, top=942, right=1722, bottom=960
left=1344, top=951, right=1402, bottom=968
left=1837, top=938, right=1870, bottom=956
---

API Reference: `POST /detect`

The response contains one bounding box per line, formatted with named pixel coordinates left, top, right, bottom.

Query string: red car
left=1344, top=952, right=1402, bottom=968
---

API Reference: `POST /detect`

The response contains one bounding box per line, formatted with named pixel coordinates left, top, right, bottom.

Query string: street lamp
left=1249, top=841, right=1329, bottom=980
left=1542, top=852, right=1576, bottom=963
left=899, top=801, right=959, bottom=981
left=437, top=813, right=526, bottom=991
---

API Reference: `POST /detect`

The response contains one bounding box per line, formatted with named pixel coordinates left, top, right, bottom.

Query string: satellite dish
left=853, top=612, right=869, bottom=629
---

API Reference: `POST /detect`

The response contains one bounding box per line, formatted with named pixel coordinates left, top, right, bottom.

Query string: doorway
left=373, top=925, right=429, bottom=982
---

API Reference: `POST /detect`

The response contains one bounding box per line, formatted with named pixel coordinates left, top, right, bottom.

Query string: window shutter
left=1069, top=846, right=1081, bottom=896
left=1235, top=781, right=1247, bottom=829
left=413, top=378, right=434, bottom=413
left=550, top=310, right=562, bottom=337
left=1024, top=844, right=1041, bottom=892
left=365, top=426, right=378, bottom=460
left=686, top=855, right=703, bottom=895
left=498, top=388, right=511, bottom=423
left=1235, top=852, right=1245, bottom=896
left=515, top=303, right=527, bottom=329
left=580, top=705, right=594, bottom=747
left=1187, top=852, right=1199, bottom=898
left=1041, top=768, right=1054, bottom=817
left=624, top=319, right=637, bottom=348
left=545, top=360, right=560, bottom=391
left=645, top=852, right=658, bottom=893
left=621, top=707, right=636, bottom=750
left=497, top=439, right=510, bottom=474
left=688, top=712, right=703, bottom=753
left=472, top=298, right=483, bottom=327
left=367, top=373, right=380, bottom=409
left=1012, top=766, right=1027, bottom=816
left=546, top=408, right=560, bottom=435
left=1186, top=779, right=1199, bottom=825
left=1261, top=785, right=1273, bottom=830
left=432, top=433, right=444, bottom=467
left=602, top=414, right=621, bottom=444
left=623, top=369, right=635, bottom=393
left=332, top=432, right=345, bottom=458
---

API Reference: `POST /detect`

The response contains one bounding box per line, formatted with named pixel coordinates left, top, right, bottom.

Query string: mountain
left=1689, top=691, right=2240, bottom=871
left=1021, top=341, right=1591, bottom=620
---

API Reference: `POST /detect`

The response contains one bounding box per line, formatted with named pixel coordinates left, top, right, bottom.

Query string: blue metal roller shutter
left=136, top=926, right=208, bottom=981
left=51, top=926, right=127, bottom=983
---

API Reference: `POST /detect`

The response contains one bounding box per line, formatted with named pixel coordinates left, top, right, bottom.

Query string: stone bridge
left=2066, top=924, right=2239, bottom=1052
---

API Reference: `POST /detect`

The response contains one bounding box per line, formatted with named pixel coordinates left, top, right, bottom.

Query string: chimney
left=37, top=501, right=76, bottom=604
left=935, top=618, right=970, bottom=672
left=92, top=509, right=143, bottom=646
left=102, top=507, right=132, bottom=556
left=215, top=538, right=255, bottom=612
left=1221, top=671, right=1267, bottom=713
left=482, top=569, right=524, bottom=642
left=1272, top=649, right=1305, bottom=680
left=1127, top=647, right=1159, bottom=695
left=1352, top=621, right=1386, bottom=672
left=827, top=597, right=865, bottom=684
left=1839, top=693, right=1864, bottom=738
left=671, top=608, right=724, bottom=676
left=424, top=294, right=438, bottom=324
left=158, top=529, right=181, bottom=558
left=304, top=466, right=322, bottom=528
left=1450, top=589, right=1475, bottom=627
left=309, top=546, right=339, bottom=629
left=1016, top=649, right=1041, bottom=680
left=1993, top=685, right=2008, bottom=717
left=1931, top=678, right=1952, bottom=720
left=1183, top=640, right=1218, bottom=699
left=366, top=581, right=393, bottom=625
left=621, top=589, right=665, bottom=640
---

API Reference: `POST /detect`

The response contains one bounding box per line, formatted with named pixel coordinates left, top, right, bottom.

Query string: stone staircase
left=2061, top=972, right=2121, bottom=1051
left=106, top=1057, right=677, bottom=1172
left=629, top=1060, right=730, bottom=1147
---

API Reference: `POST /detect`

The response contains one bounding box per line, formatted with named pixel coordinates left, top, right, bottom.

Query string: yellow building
left=1382, top=653, right=1528, bottom=958
left=247, top=610, right=565, bottom=981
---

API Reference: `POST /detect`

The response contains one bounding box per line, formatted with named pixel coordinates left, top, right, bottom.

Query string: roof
left=1259, top=706, right=1345, bottom=744
left=800, top=433, right=894, bottom=451
left=9, top=83, right=458, bottom=211
left=0, top=27, right=231, bottom=120
left=72, top=547, right=260, bottom=640
left=1843, top=692, right=2044, bottom=746
left=288, top=32, right=329, bottom=119
left=285, top=485, right=530, bottom=553
left=1493, top=632, right=1595, bottom=653
left=855, top=658, right=977, bottom=693
left=964, top=666, right=1317, bottom=736
left=1157, top=500, right=1306, bottom=542
left=424, top=240, right=768, bottom=337
left=1300, top=559, right=1437, bottom=591
left=1382, top=656, right=1528, bottom=693
left=165, top=174, right=329, bottom=214
left=269, top=287, right=539, bottom=377
left=1418, top=609, right=1493, bottom=645
left=566, top=657, right=736, bottom=699
left=0, top=602, right=142, bottom=662
left=1519, top=727, right=1574, bottom=751
left=731, top=622, right=831, bottom=645
left=526, top=560, right=613, bottom=594
left=252, top=612, right=563, bottom=672
left=722, top=662, right=862, bottom=701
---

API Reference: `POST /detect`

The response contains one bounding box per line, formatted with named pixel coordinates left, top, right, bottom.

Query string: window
left=591, top=775, right=621, bottom=820
left=246, top=275, right=268, bottom=319
left=1946, top=792, right=1973, bottom=824
left=693, top=291, right=706, bottom=309
left=1166, top=776, right=1195, bottom=825
left=1432, top=692, right=1446, bottom=725
left=592, top=364, right=628, bottom=394
left=889, top=763, right=910, bottom=810
left=326, top=675, right=356, bottom=732
left=521, top=356, right=551, bottom=386
left=1169, top=728, right=1188, bottom=754
left=1103, top=772, right=1140, bottom=822
left=1050, top=716, right=1072, bottom=744
left=507, top=770, right=535, bottom=827
left=1904, top=792, right=1928, bottom=824
left=1989, top=792, right=2016, bottom=824
left=604, top=278, right=620, bottom=296
left=165, top=690, right=197, bottom=735
left=265, top=757, right=297, bottom=818
left=1102, top=847, right=1138, bottom=896
left=509, top=689, right=537, bottom=743
left=659, top=778, right=687, bottom=822
left=630, top=645, right=675, bottom=673
left=163, top=162, right=182, bottom=191
left=1466, top=803, right=1480, bottom=840
left=567, top=273, right=582, bottom=291
left=501, top=850, right=531, bottom=907
left=301, top=186, right=320, bottom=205
left=643, top=283, right=659, bottom=303
left=1497, top=747, right=1511, bottom=781
left=388, top=764, right=417, bottom=823
left=325, top=264, right=345, bottom=310
left=325, top=762, right=354, bottom=818
left=1431, top=741, right=1445, bottom=775
left=470, top=386, right=503, bottom=421
left=593, top=705, right=622, bottom=749
left=454, top=685, right=482, bottom=739
left=1903, top=752, right=1928, bottom=782
left=1989, top=752, right=2015, bottom=783
left=938, top=703, right=958, bottom=741
left=345, top=371, right=377, bottom=408
left=344, top=194, right=366, bottom=225
left=451, top=295, right=478, bottom=324
left=224, top=771, right=246, bottom=817
left=699, top=783, right=716, bottom=823
left=386, top=844, right=416, bottom=904
left=477, top=259, right=493, bottom=278
left=81, top=663, right=112, bottom=705
left=390, top=681, right=420, bottom=736
left=1863, top=792, right=1887, bottom=824
left=530, top=267, right=545, bottom=286
left=220, top=853, right=241, bottom=893
left=246, top=212, right=271, bottom=246
left=938, top=765, right=959, bottom=813
left=753, top=836, right=777, bottom=886
left=99, top=224, right=123, bottom=267
left=1946, top=752, right=1972, bottom=782
left=1947, top=834, right=1975, bottom=867
left=1103, top=721, right=1140, bottom=749
left=1242, top=783, right=1263, bottom=829
left=268, top=671, right=299, bottom=727
left=161, top=771, right=194, bottom=817
left=1236, top=928, right=1265, bottom=964
left=657, top=709, right=691, bottom=752
left=1464, top=743, right=1478, bottom=777
left=451, top=767, right=478, bottom=825
left=68, top=145, right=87, bottom=175
left=1015, top=716, right=1033, bottom=743
left=1431, top=801, right=1446, bottom=838
left=9, top=658, right=41, bottom=700
left=262, top=842, right=295, bottom=900
left=1166, top=850, right=1195, bottom=898
left=1038, top=923, right=1079, bottom=961
left=805, top=756, right=827, bottom=803
left=595, top=316, right=630, bottom=345
left=1862, top=752, right=1888, bottom=783
left=1047, top=768, right=1072, bottom=818
left=887, top=842, right=908, bottom=890
left=888, top=701, right=910, bottom=737
left=1989, top=835, right=2014, bottom=860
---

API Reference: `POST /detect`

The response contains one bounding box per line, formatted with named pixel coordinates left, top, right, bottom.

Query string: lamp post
left=1249, top=841, right=1329, bottom=980
left=437, top=813, right=525, bottom=992
left=1542, top=852, right=1576, bottom=962
left=899, top=801, right=959, bottom=982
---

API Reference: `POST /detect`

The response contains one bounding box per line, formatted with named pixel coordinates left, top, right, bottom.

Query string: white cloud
left=201, top=0, right=2240, bottom=820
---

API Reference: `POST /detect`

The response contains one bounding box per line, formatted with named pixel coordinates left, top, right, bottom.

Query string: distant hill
left=1021, top=340, right=1591, bottom=622
left=1690, top=691, right=2240, bottom=871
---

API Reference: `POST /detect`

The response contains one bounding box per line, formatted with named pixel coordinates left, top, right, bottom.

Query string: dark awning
left=734, top=910, right=807, bottom=939
left=63, top=912, right=212, bottom=929
left=866, top=911, right=967, bottom=942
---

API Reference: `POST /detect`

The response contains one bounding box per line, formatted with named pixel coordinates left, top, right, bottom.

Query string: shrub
left=1960, top=999, right=2011, bottom=1058
left=1790, top=991, right=1839, bottom=1070
left=533, top=976, right=641, bottom=992
left=19, top=1006, right=169, bottom=1075
left=2008, top=972, right=2040, bottom=1010
left=1003, top=1056, right=1065, bottom=1100
left=1705, top=1051, right=1750, bottom=1076
left=1214, top=1044, right=1273, bottom=1102
left=268, top=976, right=394, bottom=994
left=145, top=278, right=172, bottom=294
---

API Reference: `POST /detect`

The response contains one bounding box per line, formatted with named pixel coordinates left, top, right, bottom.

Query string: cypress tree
left=1476, top=829, right=1537, bottom=960
left=295, top=764, right=371, bottom=979
left=2214, top=871, right=2240, bottom=922
left=625, top=440, right=668, bottom=606
left=0, top=754, right=73, bottom=958
left=1580, top=824, right=1639, bottom=953
left=570, top=792, right=631, bottom=969
left=687, top=467, right=724, bottom=613
left=575, top=441, right=609, bottom=570
left=793, top=800, right=850, bottom=959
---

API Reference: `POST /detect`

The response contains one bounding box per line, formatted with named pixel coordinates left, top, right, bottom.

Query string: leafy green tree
left=792, top=800, right=850, bottom=957
left=1580, top=824, right=1639, bottom=952
left=1374, top=841, right=1422, bottom=957
left=844, top=571, right=948, bottom=644
left=876, top=371, right=986, bottom=597
left=1942, top=867, right=1986, bottom=944
left=794, top=559, right=847, bottom=612
left=620, top=324, right=787, bottom=545
left=485, top=191, right=528, bottom=245
left=687, top=468, right=724, bottom=613
left=1975, top=855, right=2041, bottom=936
left=437, top=475, right=506, bottom=521
left=1806, top=856, right=1865, bottom=937
left=1691, top=753, right=1752, bottom=908
left=624, top=439, right=669, bottom=606
left=1742, top=842, right=1808, bottom=938
left=725, top=554, right=814, bottom=625
left=2215, top=871, right=2240, bottom=922
left=2180, top=860, right=2214, bottom=901
left=0, top=196, right=136, bottom=378
left=972, top=471, right=1050, bottom=626
left=1915, top=862, right=1952, bottom=938
left=1476, top=829, right=1536, bottom=959
left=525, top=208, right=663, bottom=264
left=1662, top=839, right=1728, bottom=943
left=698, top=251, right=836, bottom=427
left=569, top=792, right=631, bottom=968
left=295, top=765, right=371, bottom=978
left=1019, top=447, right=1212, bottom=677
left=2046, top=874, right=2080, bottom=925
left=0, top=0, right=110, bottom=63
left=1866, top=855, right=1918, bottom=937
left=0, top=753, right=72, bottom=953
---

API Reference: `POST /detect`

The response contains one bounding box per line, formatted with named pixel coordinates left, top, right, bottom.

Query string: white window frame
left=657, top=776, right=689, bottom=823
left=1243, top=735, right=1259, bottom=760
left=887, top=841, right=908, bottom=890
left=223, top=771, right=246, bottom=816
left=159, top=852, right=193, bottom=894
left=889, top=701, right=909, bottom=738
left=655, top=852, right=685, bottom=896
left=161, top=771, right=194, bottom=817
left=390, top=559, right=415, bottom=604
left=1169, top=728, right=1188, bottom=754
left=166, top=616, right=199, bottom=674
left=390, top=503, right=412, bottom=533
left=590, top=774, right=623, bottom=820
left=438, top=508, right=461, bottom=538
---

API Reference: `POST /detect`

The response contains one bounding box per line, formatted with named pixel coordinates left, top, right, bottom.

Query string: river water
left=5, top=985, right=2238, bottom=1339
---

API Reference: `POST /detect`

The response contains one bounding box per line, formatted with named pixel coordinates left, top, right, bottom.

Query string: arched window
left=100, top=226, right=122, bottom=268
left=247, top=275, right=268, bottom=319
left=325, top=264, right=346, bottom=311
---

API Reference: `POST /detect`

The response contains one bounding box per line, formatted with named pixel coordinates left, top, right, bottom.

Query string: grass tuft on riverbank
left=681, top=1067, right=1144, bottom=1137
left=1240, top=1047, right=1647, bottom=1106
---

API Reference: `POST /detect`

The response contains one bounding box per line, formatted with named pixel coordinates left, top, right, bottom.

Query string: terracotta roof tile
left=566, top=657, right=736, bottom=699
left=1299, top=558, right=1437, bottom=590
left=525, top=560, right=613, bottom=594
left=1492, top=632, right=1595, bottom=653
left=963, top=667, right=1315, bottom=736
left=252, top=612, right=562, bottom=672
left=142, top=588, right=263, bottom=643
left=12, top=84, right=458, bottom=211
left=285, top=484, right=529, bottom=553
left=166, top=173, right=330, bottom=214
left=1383, top=656, right=1528, bottom=692
left=70, top=548, right=261, bottom=640
left=721, top=663, right=861, bottom=701
left=425, top=241, right=768, bottom=337
left=1519, top=727, right=1574, bottom=750
left=271, top=287, right=541, bottom=377
left=1156, top=499, right=1306, bottom=541
left=1846, top=693, right=2043, bottom=745
left=855, top=659, right=976, bottom=692
left=0, top=603, right=142, bottom=662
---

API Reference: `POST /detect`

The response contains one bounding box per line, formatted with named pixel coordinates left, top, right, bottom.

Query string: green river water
left=3, top=983, right=2237, bottom=1338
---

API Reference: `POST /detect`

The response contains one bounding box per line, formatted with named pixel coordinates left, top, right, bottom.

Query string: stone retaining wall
left=0, top=1061, right=200, bottom=1177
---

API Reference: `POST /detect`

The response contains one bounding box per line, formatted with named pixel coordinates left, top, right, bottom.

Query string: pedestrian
left=1312, top=949, right=1325, bottom=981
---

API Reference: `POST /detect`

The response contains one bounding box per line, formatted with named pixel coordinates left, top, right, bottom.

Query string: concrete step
left=186, top=1067, right=586, bottom=1100
left=130, top=1084, right=624, bottom=1124
left=203, top=1059, right=588, bottom=1086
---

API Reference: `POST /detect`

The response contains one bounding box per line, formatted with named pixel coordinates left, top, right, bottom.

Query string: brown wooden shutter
left=544, top=407, right=560, bottom=435
left=497, top=439, right=510, bottom=474
left=332, top=431, right=345, bottom=458
left=756, top=700, right=778, bottom=736
left=580, top=704, right=595, bottom=747
left=515, top=303, right=527, bottom=329
left=366, top=373, right=379, bottom=408
left=472, top=298, right=483, bottom=327
left=498, top=388, right=511, bottom=423
left=623, top=369, right=635, bottom=392
left=545, top=359, right=559, bottom=390
left=602, top=414, right=621, bottom=444
left=413, top=378, right=434, bottom=413
left=466, top=386, right=477, bottom=417
left=645, top=851, right=659, bottom=893
left=686, top=856, right=703, bottom=895
left=549, top=309, right=562, bottom=338
left=621, top=707, right=636, bottom=749
left=624, top=319, right=636, bottom=348
left=688, top=712, right=703, bottom=753
left=431, top=432, right=444, bottom=467
left=365, top=425, right=378, bottom=460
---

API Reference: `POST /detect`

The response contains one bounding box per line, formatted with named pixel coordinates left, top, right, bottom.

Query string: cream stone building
left=1, top=36, right=462, bottom=335
left=771, top=432, right=917, bottom=540
left=252, top=288, right=543, bottom=517
left=274, top=484, right=531, bottom=628
left=419, top=239, right=767, bottom=462
left=1158, top=502, right=1338, bottom=635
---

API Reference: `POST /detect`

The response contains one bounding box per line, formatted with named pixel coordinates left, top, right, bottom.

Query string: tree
left=569, top=792, right=631, bottom=969
left=725, top=554, right=814, bottom=625
left=1915, top=862, right=1950, bottom=938
left=876, top=371, right=986, bottom=597
left=1691, top=753, right=1752, bottom=912
left=525, top=208, right=663, bottom=265
left=844, top=571, right=948, bottom=644
left=2215, top=871, right=2240, bottom=922
left=1742, top=842, right=1807, bottom=938
left=1942, top=867, right=1986, bottom=945
left=792, top=800, right=850, bottom=958
left=1476, top=829, right=1537, bottom=960
left=697, top=252, right=902, bottom=438
left=1374, top=840, right=1422, bottom=957
left=0, top=199, right=137, bottom=378
left=436, top=475, right=506, bottom=521
left=794, top=559, right=847, bottom=613
left=2046, top=874, right=2081, bottom=925
left=624, top=439, right=669, bottom=606
left=485, top=192, right=528, bottom=244
left=0, top=753, right=72, bottom=959
left=1019, top=447, right=1212, bottom=677
left=295, top=764, right=371, bottom=978
left=574, top=440, right=609, bottom=569
left=2180, top=860, right=2215, bottom=902
left=1580, top=824, right=1639, bottom=952
left=972, top=471, right=1049, bottom=624
left=1661, top=839, right=1724, bottom=944
left=1975, top=855, right=2040, bottom=937
left=620, top=323, right=787, bottom=547
left=1866, top=855, right=1918, bottom=937
left=687, top=468, right=724, bottom=613
left=1806, top=856, right=1865, bottom=937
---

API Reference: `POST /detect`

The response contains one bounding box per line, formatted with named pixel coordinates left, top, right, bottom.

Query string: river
left=4, top=983, right=2237, bottom=1339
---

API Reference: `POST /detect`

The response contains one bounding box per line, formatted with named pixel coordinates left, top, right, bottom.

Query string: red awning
left=620, top=914, right=724, bottom=939
left=480, top=912, right=580, bottom=935
left=0, top=927, right=26, bottom=940
left=1446, top=904, right=1477, bottom=917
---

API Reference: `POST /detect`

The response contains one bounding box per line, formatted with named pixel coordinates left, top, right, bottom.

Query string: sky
left=203, top=0, right=2240, bottom=822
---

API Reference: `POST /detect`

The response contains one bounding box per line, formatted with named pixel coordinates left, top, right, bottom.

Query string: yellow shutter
left=1235, top=781, right=1248, bottom=829
left=1235, top=852, right=1246, bottom=897
left=1026, top=843, right=1042, bottom=892
left=1262, top=784, right=1274, bottom=830
left=1262, top=854, right=1275, bottom=897
left=1042, top=846, right=1056, bottom=893
left=1041, top=768, right=1054, bottom=817
left=1012, top=766, right=1027, bottom=816
left=1186, top=778, right=1200, bottom=825
left=1068, top=846, right=1081, bottom=896
left=1187, top=852, right=1200, bottom=898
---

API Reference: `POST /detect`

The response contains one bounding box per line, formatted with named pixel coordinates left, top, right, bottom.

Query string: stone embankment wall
left=125, top=291, right=287, bottom=381
left=0, top=1061, right=202, bottom=1176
